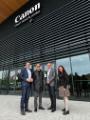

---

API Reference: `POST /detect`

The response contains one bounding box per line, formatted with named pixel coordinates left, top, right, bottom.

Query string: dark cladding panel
left=0, top=0, right=89, bottom=68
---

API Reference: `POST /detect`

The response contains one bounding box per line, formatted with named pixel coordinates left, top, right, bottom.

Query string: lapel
left=48, top=68, right=52, bottom=78
left=24, top=68, right=28, bottom=77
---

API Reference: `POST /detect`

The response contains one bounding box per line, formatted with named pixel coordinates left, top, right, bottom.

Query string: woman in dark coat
left=58, top=65, right=70, bottom=115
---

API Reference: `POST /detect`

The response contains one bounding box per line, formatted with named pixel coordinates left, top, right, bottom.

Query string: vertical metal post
left=69, top=57, right=75, bottom=95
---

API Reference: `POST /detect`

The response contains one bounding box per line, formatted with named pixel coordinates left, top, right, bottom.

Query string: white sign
left=14, top=2, right=40, bottom=27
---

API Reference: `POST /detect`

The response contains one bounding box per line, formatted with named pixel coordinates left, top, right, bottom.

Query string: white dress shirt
left=27, top=69, right=31, bottom=80
left=47, top=68, right=51, bottom=81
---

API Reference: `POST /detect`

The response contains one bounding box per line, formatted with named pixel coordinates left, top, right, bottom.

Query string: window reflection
left=0, top=71, right=3, bottom=92
left=0, top=71, right=3, bottom=79
left=56, top=58, right=71, bottom=75
left=71, top=54, right=90, bottom=97
left=0, top=69, right=9, bottom=93
left=0, top=54, right=90, bottom=99
left=71, top=54, right=90, bottom=75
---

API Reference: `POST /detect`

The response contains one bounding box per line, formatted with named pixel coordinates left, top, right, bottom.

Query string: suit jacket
left=33, top=70, right=44, bottom=92
left=47, top=68, right=55, bottom=86
left=20, top=68, right=33, bottom=86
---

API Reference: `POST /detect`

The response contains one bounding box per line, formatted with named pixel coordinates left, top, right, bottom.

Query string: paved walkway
left=0, top=95, right=90, bottom=120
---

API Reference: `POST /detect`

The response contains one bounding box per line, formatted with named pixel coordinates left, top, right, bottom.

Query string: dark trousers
left=20, top=84, right=31, bottom=111
left=48, top=85, right=56, bottom=110
left=34, top=91, right=43, bottom=109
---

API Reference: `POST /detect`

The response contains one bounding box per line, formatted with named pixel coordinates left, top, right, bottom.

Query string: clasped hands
left=47, top=80, right=50, bottom=84
left=26, top=78, right=33, bottom=83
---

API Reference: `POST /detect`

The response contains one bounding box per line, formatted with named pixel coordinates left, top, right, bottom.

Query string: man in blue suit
left=20, top=62, right=33, bottom=115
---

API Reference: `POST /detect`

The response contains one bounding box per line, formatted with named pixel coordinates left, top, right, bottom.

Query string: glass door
left=1, top=69, right=10, bottom=94
left=9, top=68, right=21, bottom=94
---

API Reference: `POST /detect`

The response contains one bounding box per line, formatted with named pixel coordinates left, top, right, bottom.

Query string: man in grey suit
left=33, top=64, right=45, bottom=112
left=47, top=63, right=56, bottom=112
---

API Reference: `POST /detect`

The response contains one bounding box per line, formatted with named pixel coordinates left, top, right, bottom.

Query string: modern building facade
left=0, top=0, right=90, bottom=100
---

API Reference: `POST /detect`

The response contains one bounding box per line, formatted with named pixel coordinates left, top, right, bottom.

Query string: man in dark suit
left=47, top=63, right=56, bottom=112
left=20, top=62, right=33, bottom=115
left=33, top=64, right=45, bottom=112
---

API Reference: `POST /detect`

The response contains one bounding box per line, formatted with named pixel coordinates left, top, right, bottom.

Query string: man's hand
left=29, top=78, right=33, bottom=82
left=47, top=81, right=50, bottom=84
left=26, top=78, right=33, bottom=83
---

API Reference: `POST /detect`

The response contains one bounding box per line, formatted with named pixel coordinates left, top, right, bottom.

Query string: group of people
left=20, top=62, right=70, bottom=116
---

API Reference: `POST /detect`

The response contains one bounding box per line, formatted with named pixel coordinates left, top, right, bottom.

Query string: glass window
left=71, top=54, right=90, bottom=75
left=2, top=70, right=9, bottom=80
left=0, top=71, right=3, bottom=92
left=0, top=71, right=3, bottom=79
left=71, top=54, right=90, bottom=97
left=10, top=70, right=16, bottom=79
left=56, top=57, right=71, bottom=75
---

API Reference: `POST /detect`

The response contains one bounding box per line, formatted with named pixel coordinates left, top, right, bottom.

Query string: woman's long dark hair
left=58, top=65, right=68, bottom=76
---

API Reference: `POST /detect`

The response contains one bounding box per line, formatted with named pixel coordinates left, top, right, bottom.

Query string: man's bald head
left=47, top=63, right=52, bottom=69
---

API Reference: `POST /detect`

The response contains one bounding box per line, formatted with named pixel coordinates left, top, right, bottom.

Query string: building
left=0, top=0, right=90, bottom=100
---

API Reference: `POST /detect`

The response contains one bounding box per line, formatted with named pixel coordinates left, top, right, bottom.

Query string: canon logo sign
left=14, top=2, right=40, bottom=27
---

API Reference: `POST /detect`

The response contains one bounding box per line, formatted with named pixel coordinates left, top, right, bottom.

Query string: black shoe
left=48, top=106, right=52, bottom=110
left=25, top=109, right=32, bottom=112
left=21, top=110, right=26, bottom=115
left=63, top=110, right=70, bottom=115
left=51, top=109, right=56, bottom=112
left=39, top=106, right=45, bottom=110
left=62, top=108, right=65, bottom=112
left=34, top=108, right=37, bottom=112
